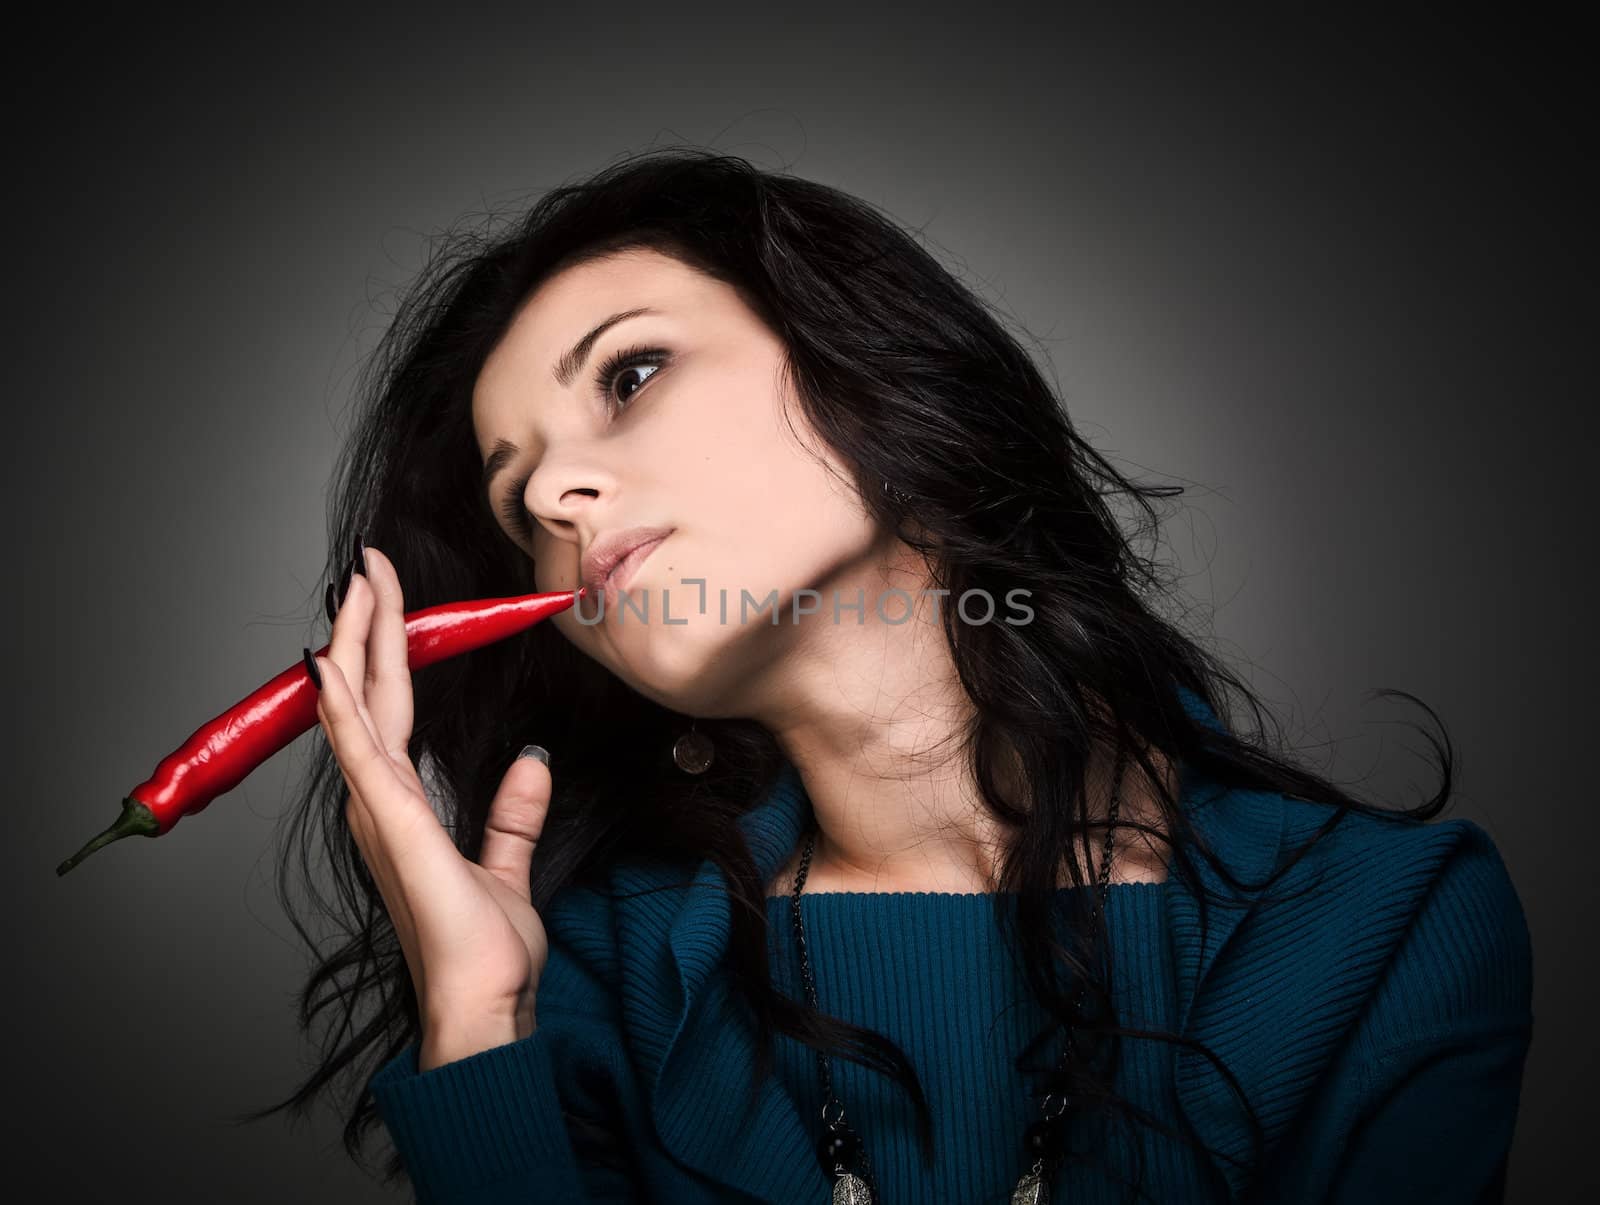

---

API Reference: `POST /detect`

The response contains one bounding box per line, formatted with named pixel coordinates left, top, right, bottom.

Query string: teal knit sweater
left=369, top=689, right=1534, bottom=1203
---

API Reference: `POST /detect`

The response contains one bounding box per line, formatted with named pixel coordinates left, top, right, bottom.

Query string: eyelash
left=497, top=344, right=669, bottom=540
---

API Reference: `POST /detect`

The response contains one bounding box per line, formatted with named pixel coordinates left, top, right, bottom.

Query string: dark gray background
left=8, top=7, right=1590, bottom=1203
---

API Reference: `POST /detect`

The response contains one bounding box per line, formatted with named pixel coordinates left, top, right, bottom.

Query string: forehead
left=472, top=248, right=717, bottom=439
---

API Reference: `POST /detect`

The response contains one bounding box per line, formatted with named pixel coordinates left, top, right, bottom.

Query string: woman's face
left=471, top=247, right=896, bottom=716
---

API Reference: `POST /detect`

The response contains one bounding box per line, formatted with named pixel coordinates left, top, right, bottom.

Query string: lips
left=604, top=534, right=669, bottom=595
left=580, top=525, right=675, bottom=599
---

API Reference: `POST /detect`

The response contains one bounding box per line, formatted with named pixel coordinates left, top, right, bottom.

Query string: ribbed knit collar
left=605, top=684, right=1425, bottom=1202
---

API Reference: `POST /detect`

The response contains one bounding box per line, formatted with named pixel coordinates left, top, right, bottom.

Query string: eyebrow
left=479, top=305, right=661, bottom=496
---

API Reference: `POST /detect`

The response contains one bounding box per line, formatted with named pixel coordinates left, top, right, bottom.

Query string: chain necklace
left=787, top=746, right=1127, bottom=1205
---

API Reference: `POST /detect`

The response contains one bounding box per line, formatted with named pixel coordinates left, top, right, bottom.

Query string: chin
left=616, top=613, right=750, bottom=712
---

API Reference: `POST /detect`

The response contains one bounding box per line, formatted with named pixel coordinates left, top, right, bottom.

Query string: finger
left=478, top=749, right=551, bottom=900
left=312, top=654, right=456, bottom=1008
left=327, top=557, right=374, bottom=732
left=313, top=653, right=431, bottom=833
left=356, top=546, right=414, bottom=758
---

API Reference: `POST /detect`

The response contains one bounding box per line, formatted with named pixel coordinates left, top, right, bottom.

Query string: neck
left=753, top=541, right=1176, bottom=897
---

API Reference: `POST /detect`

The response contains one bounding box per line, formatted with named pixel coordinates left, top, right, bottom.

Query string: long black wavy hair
left=236, top=148, right=1453, bottom=1200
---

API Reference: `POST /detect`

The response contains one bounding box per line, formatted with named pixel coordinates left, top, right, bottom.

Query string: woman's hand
left=309, top=544, right=553, bottom=1070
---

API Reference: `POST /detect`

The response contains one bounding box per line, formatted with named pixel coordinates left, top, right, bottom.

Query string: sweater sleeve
left=367, top=916, right=643, bottom=1204
left=1325, top=822, right=1535, bottom=1204
left=369, top=1026, right=599, bottom=1204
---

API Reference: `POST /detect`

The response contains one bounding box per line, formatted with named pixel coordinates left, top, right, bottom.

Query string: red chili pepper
left=56, top=586, right=587, bottom=877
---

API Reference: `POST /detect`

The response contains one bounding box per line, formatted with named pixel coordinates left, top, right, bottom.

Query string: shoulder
left=1273, top=798, right=1534, bottom=1044
left=1279, top=794, right=1528, bottom=934
left=1162, top=788, right=1535, bottom=1196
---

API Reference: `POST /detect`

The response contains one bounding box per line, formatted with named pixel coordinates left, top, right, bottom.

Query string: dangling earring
left=673, top=718, right=714, bottom=774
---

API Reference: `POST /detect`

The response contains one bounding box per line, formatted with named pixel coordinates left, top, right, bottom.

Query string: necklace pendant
left=830, top=1171, right=873, bottom=1204
left=1011, top=1167, right=1049, bottom=1205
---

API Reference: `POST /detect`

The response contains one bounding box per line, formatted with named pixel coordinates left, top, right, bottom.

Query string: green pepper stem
left=56, top=797, right=161, bottom=877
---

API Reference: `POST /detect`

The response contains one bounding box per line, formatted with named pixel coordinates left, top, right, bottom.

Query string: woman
left=247, top=150, right=1533, bottom=1203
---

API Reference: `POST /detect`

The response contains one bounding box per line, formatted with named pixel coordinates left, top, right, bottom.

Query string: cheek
left=682, top=484, right=880, bottom=604
left=531, top=540, right=581, bottom=594
left=676, top=409, right=879, bottom=591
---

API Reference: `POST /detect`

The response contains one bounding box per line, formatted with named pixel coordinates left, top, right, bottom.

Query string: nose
left=520, top=432, right=619, bottom=538
left=527, top=481, right=604, bottom=545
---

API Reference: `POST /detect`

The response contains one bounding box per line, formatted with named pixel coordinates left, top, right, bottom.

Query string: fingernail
left=303, top=647, right=323, bottom=691
left=324, top=580, right=339, bottom=624
left=338, top=554, right=357, bottom=607
left=518, top=744, right=549, bottom=765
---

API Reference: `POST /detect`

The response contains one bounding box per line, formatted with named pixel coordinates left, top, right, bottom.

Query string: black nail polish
left=353, top=532, right=367, bottom=577
left=303, top=647, right=323, bottom=691
left=338, top=555, right=357, bottom=607
left=324, top=581, right=339, bottom=624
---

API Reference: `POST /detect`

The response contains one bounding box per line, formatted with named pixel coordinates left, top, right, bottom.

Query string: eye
left=592, top=343, right=668, bottom=412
